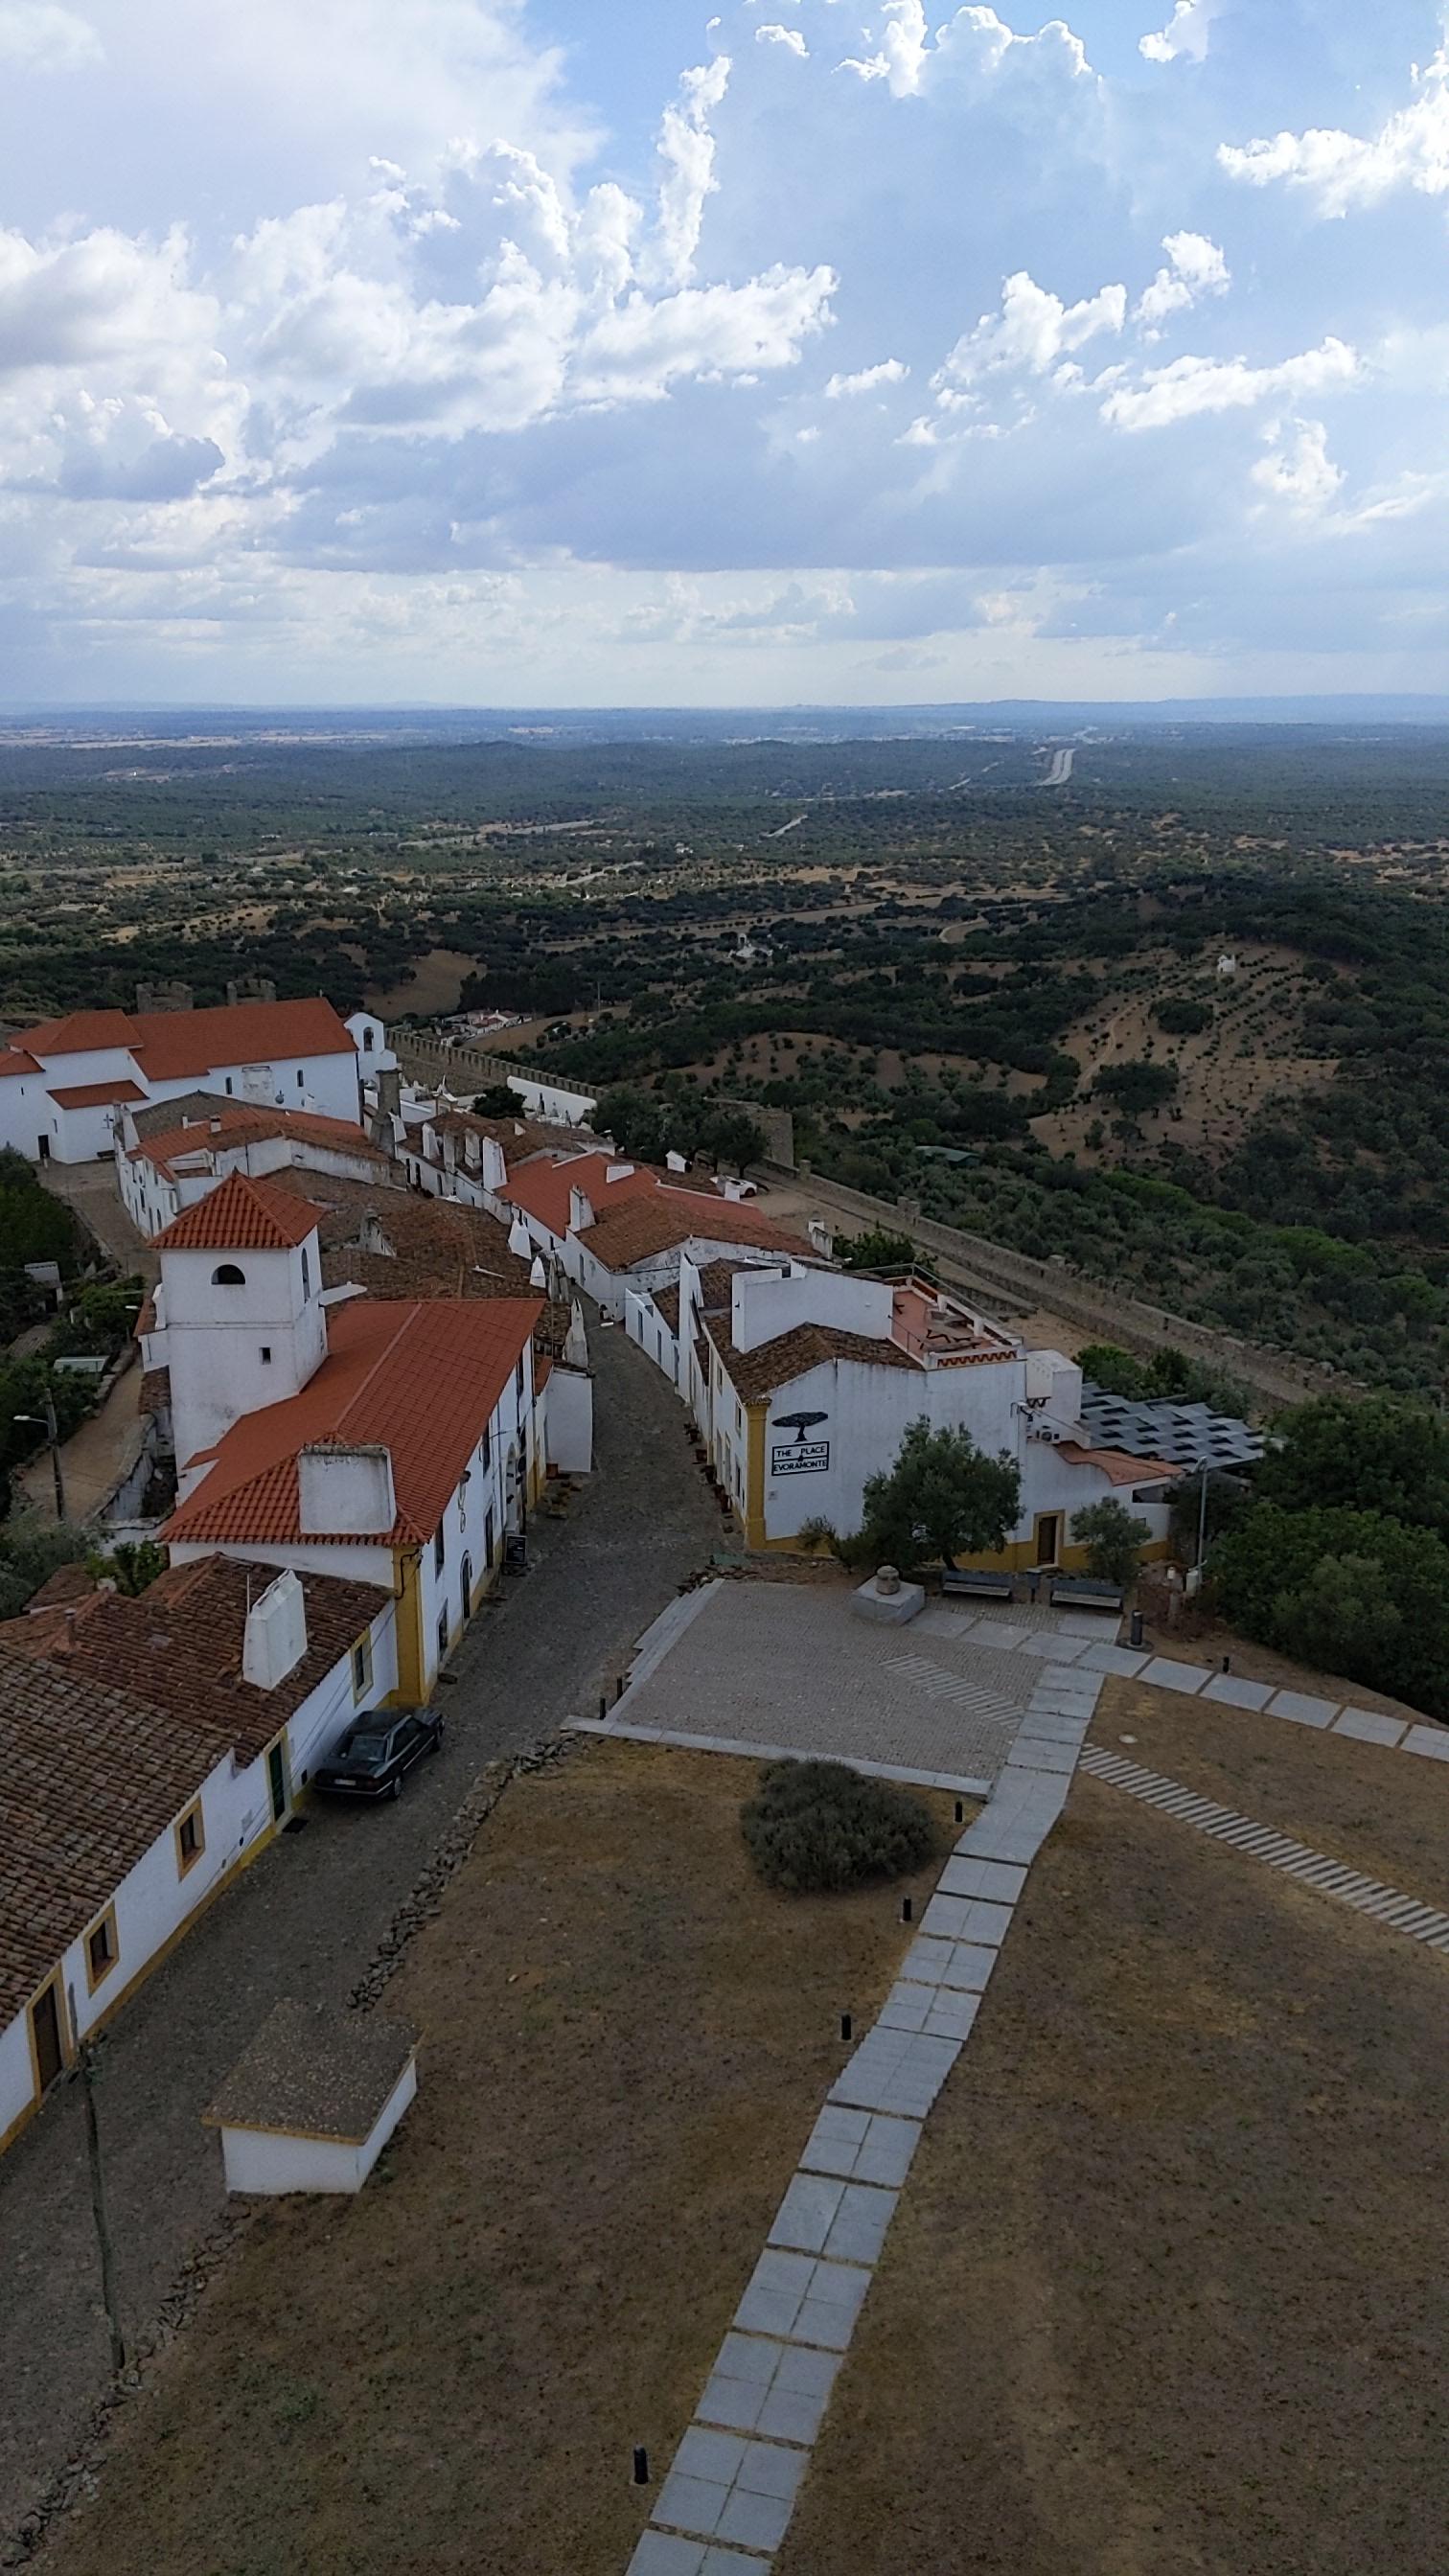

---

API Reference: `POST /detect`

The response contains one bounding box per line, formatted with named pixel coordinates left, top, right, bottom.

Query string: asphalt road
left=0, top=1318, right=721, bottom=2549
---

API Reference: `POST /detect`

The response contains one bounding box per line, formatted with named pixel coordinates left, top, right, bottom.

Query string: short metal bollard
left=1130, top=1610, right=1144, bottom=1649
left=632, top=2447, right=650, bottom=2487
left=901, top=1895, right=913, bottom=1924
left=1222, top=1654, right=1231, bottom=1674
left=840, top=2012, right=853, bottom=2043
left=954, top=1799, right=964, bottom=1825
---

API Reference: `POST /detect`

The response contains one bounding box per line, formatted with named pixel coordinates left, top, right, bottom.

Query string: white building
left=117, top=1092, right=391, bottom=1240
left=151, top=1172, right=544, bottom=1699
left=0, top=997, right=371, bottom=1165
left=637, top=1256, right=1175, bottom=1570
left=0, top=1557, right=396, bottom=2156
left=500, top=1148, right=809, bottom=1317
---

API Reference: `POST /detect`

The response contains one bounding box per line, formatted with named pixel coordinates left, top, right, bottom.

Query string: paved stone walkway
left=626, top=1653, right=1103, bottom=2574
left=0, top=1321, right=721, bottom=2549
left=1080, top=1747, right=1449, bottom=1950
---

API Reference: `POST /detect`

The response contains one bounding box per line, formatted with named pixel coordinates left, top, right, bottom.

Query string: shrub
left=1153, top=998, right=1212, bottom=1035
left=741, top=1759, right=938, bottom=1895
left=1070, top=1498, right=1151, bottom=1590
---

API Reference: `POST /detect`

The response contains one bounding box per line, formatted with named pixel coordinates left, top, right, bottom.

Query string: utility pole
left=67, top=1988, right=126, bottom=2377
left=13, top=1385, right=65, bottom=1521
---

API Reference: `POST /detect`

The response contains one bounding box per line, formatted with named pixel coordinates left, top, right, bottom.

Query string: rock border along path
left=624, top=1659, right=1104, bottom=2575
left=1080, top=1746, right=1449, bottom=1951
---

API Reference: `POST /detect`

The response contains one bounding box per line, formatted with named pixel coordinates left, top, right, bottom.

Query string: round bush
left=741, top=1759, right=938, bottom=1895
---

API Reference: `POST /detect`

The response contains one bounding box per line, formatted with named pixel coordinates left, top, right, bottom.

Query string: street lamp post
left=13, top=1388, right=65, bottom=1521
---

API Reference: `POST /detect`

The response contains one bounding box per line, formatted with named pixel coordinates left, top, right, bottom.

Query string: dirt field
left=37, top=1739, right=954, bottom=2576
left=775, top=1771, right=1449, bottom=2576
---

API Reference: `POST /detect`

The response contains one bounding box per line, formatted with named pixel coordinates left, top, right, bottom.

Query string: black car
left=313, top=1710, right=444, bottom=1801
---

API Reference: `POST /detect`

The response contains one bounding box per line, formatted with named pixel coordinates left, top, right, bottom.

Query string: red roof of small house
left=0, top=1051, right=40, bottom=1079
left=499, top=1150, right=656, bottom=1236
left=49, top=1079, right=147, bottom=1110
left=152, top=1170, right=321, bottom=1254
left=131, top=1100, right=384, bottom=1179
left=162, top=1297, right=542, bottom=1548
left=579, top=1191, right=806, bottom=1273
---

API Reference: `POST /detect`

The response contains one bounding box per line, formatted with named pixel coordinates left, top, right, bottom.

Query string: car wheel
left=431, top=1722, right=445, bottom=1753
left=388, top=1775, right=402, bottom=1801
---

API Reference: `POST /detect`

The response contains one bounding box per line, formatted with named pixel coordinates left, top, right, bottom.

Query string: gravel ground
left=775, top=1771, right=1449, bottom=2576
left=0, top=1320, right=721, bottom=2553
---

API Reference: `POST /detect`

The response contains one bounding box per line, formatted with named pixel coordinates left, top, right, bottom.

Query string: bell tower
left=152, top=1171, right=328, bottom=1484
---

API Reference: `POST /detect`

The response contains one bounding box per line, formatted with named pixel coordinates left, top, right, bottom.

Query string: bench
left=940, top=1567, right=1015, bottom=1602
left=1048, top=1574, right=1124, bottom=1614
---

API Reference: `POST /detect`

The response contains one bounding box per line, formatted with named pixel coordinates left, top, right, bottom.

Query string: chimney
left=359, top=1208, right=390, bottom=1257
left=242, top=1568, right=309, bottom=1690
left=530, top=1254, right=546, bottom=1288
left=666, top=1149, right=687, bottom=1173
left=481, top=1137, right=506, bottom=1192
left=298, top=1440, right=396, bottom=1535
left=606, top=1162, right=633, bottom=1184
left=568, top=1186, right=594, bottom=1233
left=508, top=1215, right=533, bottom=1259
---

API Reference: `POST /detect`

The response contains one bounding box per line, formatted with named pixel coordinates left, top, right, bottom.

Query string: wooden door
left=31, top=1983, right=63, bottom=2093
left=1035, top=1514, right=1060, bottom=1568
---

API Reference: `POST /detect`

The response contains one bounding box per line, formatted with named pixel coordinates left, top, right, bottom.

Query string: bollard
left=632, top=2447, right=649, bottom=2487
left=1130, top=1610, right=1144, bottom=1649
left=901, top=1895, right=913, bottom=1924
left=840, top=2012, right=853, bottom=2043
left=1222, top=1654, right=1231, bottom=1674
left=954, top=1799, right=964, bottom=1824
left=598, top=1694, right=608, bottom=1722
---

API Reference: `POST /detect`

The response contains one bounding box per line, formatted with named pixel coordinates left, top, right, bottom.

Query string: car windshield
left=347, top=1730, right=392, bottom=1760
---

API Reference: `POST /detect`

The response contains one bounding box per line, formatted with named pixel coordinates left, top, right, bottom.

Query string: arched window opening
left=211, top=1262, right=246, bottom=1287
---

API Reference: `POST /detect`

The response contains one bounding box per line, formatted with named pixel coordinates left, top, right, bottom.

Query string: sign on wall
left=771, top=1408, right=830, bottom=1477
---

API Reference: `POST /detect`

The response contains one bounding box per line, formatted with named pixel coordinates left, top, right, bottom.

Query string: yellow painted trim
left=391, top=1546, right=426, bottom=1705
left=744, top=1402, right=768, bottom=1550
left=350, top=1627, right=374, bottom=1704
left=746, top=1530, right=1170, bottom=1572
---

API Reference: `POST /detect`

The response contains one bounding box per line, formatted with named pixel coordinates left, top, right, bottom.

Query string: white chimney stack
left=666, top=1149, right=688, bottom=1174
left=530, top=1254, right=546, bottom=1288
left=508, top=1215, right=533, bottom=1259
left=568, top=1186, right=594, bottom=1233
left=242, top=1569, right=309, bottom=1690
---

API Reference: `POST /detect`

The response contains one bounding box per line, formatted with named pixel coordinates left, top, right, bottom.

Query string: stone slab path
left=626, top=1658, right=1104, bottom=2574
left=1080, top=1746, right=1449, bottom=1951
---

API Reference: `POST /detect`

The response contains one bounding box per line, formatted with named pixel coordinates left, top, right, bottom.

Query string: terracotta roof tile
left=703, top=1310, right=923, bottom=1404
left=263, top=1168, right=572, bottom=1350
left=152, top=1171, right=321, bottom=1253
left=49, top=1079, right=147, bottom=1109
left=13, top=998, right=355, bottom=1080
left=0, top=1051, right=41, bottom=1078
left=580, top=1191, right=806, bottom=1272
left=162, top=1297, right=541, bottom=1549
left=499, top=1149, right=656, bottom=1236
left=1056, top=1443, right=1179, bottom=1485
left=132, top=1100, right=383, bottom=1178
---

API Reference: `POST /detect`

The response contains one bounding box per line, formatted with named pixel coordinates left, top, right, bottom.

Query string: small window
left=300, top=1248, right=310, bottom=1299
left=481, top=1422, right=492, bottom=1472
left=362, top=1027, right=375, bottom=1051
left=296, top=1069, right=305, bottom=1089
left=433, top=1525, right=446, bottom=1574
left=174, top=1802, right=205, bottom=1877
left=224, top=1076, right=233, bottom=1094
left=212, top=1262, right=246, bottom=1287
left=437, top=1607, right=449, bottom=1665
left=85, top=1905, right=118, bottom=1992
left=260, top=1345, right=272, bottom=1365
left=352, top=1636, right=372, bottom=1699
left=515, top=1355, right=525, bottom=1404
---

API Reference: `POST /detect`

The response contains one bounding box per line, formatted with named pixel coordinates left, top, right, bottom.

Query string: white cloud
left=1134, top=231, right=1230, bottom=333
left=841, top=2, right=1093, bottom=102
left=825, top=356, right=908, bottom=396
left=1220, top=44, right=1449, bottom=215
left=756, top=22, right=808, bottom=56
left=1251, top=418, right=1344, bottom=513
left=936, top=268, right=1126, bottom=388
left=651, top=55, right=731, bottom=288
left=0, top=3, right=101, bottom=69
left=574, top=265, right=836, bottom=403
left=1138, top=0, right=1217, bottom=67
left=1101, top=336, right=1359, bottom=431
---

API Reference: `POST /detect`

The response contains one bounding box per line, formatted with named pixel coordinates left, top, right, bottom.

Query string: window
left=296, top=1069, right=305, bottom=1089
left=485, top=1505, right=495, bottom=1562
left=362, top=1026, right=375, bottom=1051
left=85, top=1905, right=118, bottom=1993
left=437, top=1606, right=450, bottom=1666
left=515, top=1355, right=525, bottom=1406
left=260, top=1345, right=272, bottom=1365
left=434, top=1525, right=446, bottom=1574
left=212, top=1262, right=246, bottom=1287
left=300, top=1248, right=310, bottom=1299
left=352, top=1635, right=373, bottom=1699
left=481, top=1422, right=492, bottom=1472
left=224, top=1076, right=233, bottom=1094
left=174, top=1801, right=205, bottom=1878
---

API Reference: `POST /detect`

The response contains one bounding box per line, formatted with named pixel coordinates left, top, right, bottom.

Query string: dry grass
left=775, top=1774, right=1449, bottom=2576
left=40, top=1739, right=955, bottom=2576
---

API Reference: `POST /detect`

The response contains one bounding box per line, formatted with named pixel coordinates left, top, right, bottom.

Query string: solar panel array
left=1078, top=1384, right=1264, bottom=1473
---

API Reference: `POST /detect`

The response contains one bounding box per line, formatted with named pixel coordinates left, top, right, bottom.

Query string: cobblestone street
left=0, top=1320, right=720, bottom=2550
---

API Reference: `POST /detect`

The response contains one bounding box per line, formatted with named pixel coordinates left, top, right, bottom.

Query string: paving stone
left=1013, top=1713, right=1088, bottom=1747
left=882, top=1981, right=979, bottom=2040
left=1140, top=1657, right=1209, bottom=1695
left=799, top=2104, right=920, bottom=2187
left=938, top=1853, right=1028, bottom=1903
left=700, top=2333, right=841, bottom=2441
left=629, top=2533, right=710, bottom=2576
left=1018, top=1630, right=1087, bottom=1661
left=1201, top=1673, right=1275, bottom=1712
left=769, top=2174, right=845, bottom=2256
left=1333, top=1706, right=1406, bottom=1747
left=702, top=2552, right=773, bottom=2572
left=953, top=1818, right=1049, bottom=1866
left=1268, top=1688, right=1337, bottom=1730
left=828, top=2026, right=960, bottom=2121
left=734, top=2248, right=870, bottom=2349
left=676, top=2429, right=749, bottom=2486
left=1403, top=1724, right=1449, bottom=1761
left=902, top=1933, right=999, bottom=1991
left=820, top=2180, right=897, bottom=2266
left=717, top=2488, right=792, bottom=2553
left=1075, top=1643, right=1150, bottom=1677
left=1002, top=1736, right=1078, bottom=1775
left=920, top=1891, right=1015, bottom=1944
left=655, top=2472, right=730, bottom=2539
left=1057, top=1612, right=1122, bottom=1638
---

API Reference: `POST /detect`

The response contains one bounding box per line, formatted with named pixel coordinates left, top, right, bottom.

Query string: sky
left=3, top=0, right=1449, bottom=704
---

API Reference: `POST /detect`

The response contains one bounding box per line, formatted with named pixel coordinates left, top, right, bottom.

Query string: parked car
left=313, top=1709, right=444, bottom=1801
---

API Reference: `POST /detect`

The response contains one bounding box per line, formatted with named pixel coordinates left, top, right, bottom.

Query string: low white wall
left=545, top=1365, right=594, bottom=1473
left=0, top=2007, right=37, bottom=2149
left=506, top=1074, right=595, bottom=1125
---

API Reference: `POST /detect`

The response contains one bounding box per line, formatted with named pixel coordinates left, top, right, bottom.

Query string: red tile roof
left=153, top=1171, right=322, bottom=1253
left=703, top=1309, right=922, bottom=1402
left=132, top=1100, right=384, bottom=1179
left=162, top=1297, right=541, bottom=1548
left=0, top=1050, right=40, bottom=1079
left=12, top=998, right=355, bottom=1080
left=50, top=1078, right=147, bottom=1110
left=499, top=1150, right=656, bottom=1236
left=1057, top=1443, right=1179, bottom=1486
left=580, top=1190, right=806, bottom=1272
